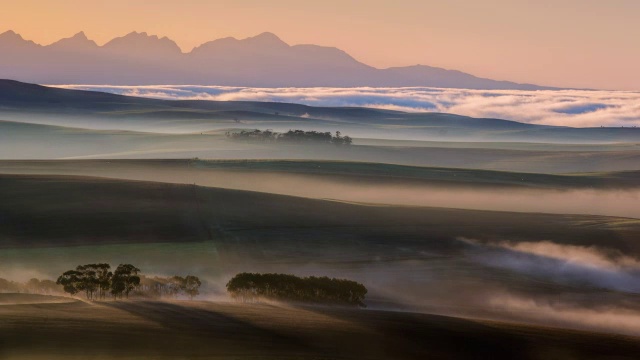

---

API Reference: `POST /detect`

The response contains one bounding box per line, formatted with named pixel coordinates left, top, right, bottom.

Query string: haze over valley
left=2, top=2, right=640, bottom=358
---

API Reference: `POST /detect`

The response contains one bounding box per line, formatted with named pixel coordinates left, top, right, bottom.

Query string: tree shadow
left=102, top=300, right=333, bottom=358
left=284, top=303, right=640, bottom=360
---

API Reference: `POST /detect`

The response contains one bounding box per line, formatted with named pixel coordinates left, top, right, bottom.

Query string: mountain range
left=0, top=30, right=552, bottom=89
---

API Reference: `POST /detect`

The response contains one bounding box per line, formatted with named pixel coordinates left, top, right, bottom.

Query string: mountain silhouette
left=48, top=32, right=98, bottom=51
left=102, top=31, right=182, bottom=58
left=0, top=30, right=552, bottom=89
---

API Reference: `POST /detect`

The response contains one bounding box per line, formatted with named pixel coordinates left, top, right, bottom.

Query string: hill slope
left=1, top=80, right=639, bottom=143
left=2, top=300, right=639, bottom=360
left=2, top=174, right=640, bottom=341
left=1, top=173, right=638, bottom=251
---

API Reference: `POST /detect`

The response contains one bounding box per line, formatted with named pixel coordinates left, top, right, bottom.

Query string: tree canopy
left=0, top=277, right=62, bottom=294
left=226, top=272, right=367, bottom=307
left=226, top=129, right=352, bottom=146
left=110, top=264, right=140, bottom=299
left=56, top=263, right=202, bottom=301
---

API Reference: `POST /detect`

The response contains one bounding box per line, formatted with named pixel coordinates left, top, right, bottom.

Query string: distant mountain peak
left=48, top=31, right=97, bottom=49
left=0, top=30, right=39, bottom=48
left=191, top=31, right=289, bottom=56
left=103, top=31, right=182, bottom=55
left=123, top=31, right=156, bottom=39
left=0, top=30, right=19, bottom=38
left=71, top=31, right=88, bottom=40
left=244, top=32, right=288, bottom=46
left=240, top=32, right=289, bottom=51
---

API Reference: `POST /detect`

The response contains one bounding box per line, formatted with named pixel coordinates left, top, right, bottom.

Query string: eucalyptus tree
left=94, top=263, right=112, bottom=300
left=183, top=275, right=202, bottom=300
left=111, top=264, right=141, bottom=299
left=226, top=272, right=367, bottom=307
left=56, top=270, right=84, bottom=297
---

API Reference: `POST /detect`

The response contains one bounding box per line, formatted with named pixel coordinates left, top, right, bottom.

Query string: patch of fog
left=461, top=238, right=640, bottom=293
left=486, top=293, right=640, bottom=337
left=52, top=85, right=640, bottom=127
left=203, top=254, right=640, bottom=338
left=0, top=165, right=639, bottom=218
left=6, top=249, right=640, bottom=337
left=500, top=241, right=640, bottom=271
left=0, top=266, right=51, bottom=283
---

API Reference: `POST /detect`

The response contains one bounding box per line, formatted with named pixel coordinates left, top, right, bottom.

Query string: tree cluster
left=226, top=272, right=367, bottom=307
left=56, top=263, right=202, bottom=301
left=56, top=263, right=139, bottom=300
left=138, top=275, right=202, bottom=300
left=226, top=129, right=353, bottom=146
left=0, top=277, right=62, bottom=294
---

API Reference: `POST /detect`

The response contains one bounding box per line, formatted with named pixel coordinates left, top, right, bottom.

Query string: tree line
left=56, top=263, right=202, bottom=300
left=138, top=274, right=202, bottom=300
left=0, top=277, right=62, bottom=295
left=226, top=129, right=353, bottom=145
left=226, top=272, right=367, bottom=307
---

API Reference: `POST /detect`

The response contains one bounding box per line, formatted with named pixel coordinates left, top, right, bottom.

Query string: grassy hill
left=2, top=121, right=640, bottom=173
left=187, top=159, right=640, bottom=189
left=2, top=158, right=640, bottom=189
left=1, top=173, right=638, bottom=252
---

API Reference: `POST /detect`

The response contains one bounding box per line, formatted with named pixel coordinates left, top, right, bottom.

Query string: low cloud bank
left=53, top=85, right=640, bottom=127
left=487, top=293, right=640, bottom=336
left=462, top=239, right=640, bottom=293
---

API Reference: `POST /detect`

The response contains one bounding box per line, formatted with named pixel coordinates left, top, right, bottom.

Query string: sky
left=56, top=85, right=640, bottom=127
left=2, top=0, right=639, bottom=90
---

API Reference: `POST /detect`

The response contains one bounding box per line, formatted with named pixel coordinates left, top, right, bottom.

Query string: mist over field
left=1, top=82, right=639, bottom=352
left=1, top=161, right=639, bottom=218
left=55, top=85, right=640, bottom=127
left=3, top=2, right=640, bottom=358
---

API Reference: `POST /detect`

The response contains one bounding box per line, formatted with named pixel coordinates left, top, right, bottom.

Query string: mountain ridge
left=0, top=30, right=555, bottom=89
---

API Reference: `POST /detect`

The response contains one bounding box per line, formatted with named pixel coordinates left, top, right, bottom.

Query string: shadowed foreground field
left=1, top=173, right=639, bottom=254
left=2, top=159, right=640, bottom=218
left=3, top=173, right=640, bottom=351
left=1, top=295, right=640, bottom=360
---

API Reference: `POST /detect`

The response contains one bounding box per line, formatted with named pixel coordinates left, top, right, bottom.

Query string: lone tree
left=183, top=275, right=202, bottom=300
left=111, top=264, right=141, bottom=299
left=171, top=275, right=202, bottom=300
left=75, top=264, right=99, bottom=300
left=56, top=270, right=84, bottom=297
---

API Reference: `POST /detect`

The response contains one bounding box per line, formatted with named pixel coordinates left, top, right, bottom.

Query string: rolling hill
left=1, top=173, right=638, bottom=251
left=2, top=80, right=640, bottom=143
left=2, top=298, right=640, bottom=360
left=2, top=173, right=640, bottom=342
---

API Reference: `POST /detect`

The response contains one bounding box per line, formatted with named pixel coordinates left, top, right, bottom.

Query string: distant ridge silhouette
left=0, top=30, right=554, bottom=89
